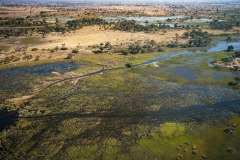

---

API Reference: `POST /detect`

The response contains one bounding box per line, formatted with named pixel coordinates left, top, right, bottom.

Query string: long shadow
left=0, top=109, right=18, bottom=131
left=18, top=99, right=240, bottom=122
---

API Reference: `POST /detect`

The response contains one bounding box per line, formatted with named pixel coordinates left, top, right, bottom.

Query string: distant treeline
left=0, top=17, right=239, bottom=38
left=210, top=19, right=240, bottom=30
left=0, top=17, right=108, bottom=37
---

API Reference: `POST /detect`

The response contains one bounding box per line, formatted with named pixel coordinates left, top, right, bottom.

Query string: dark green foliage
left=187, top=30, right=212, bottom=47
left=128, top=44, right=142, bottom=54
left=209, top=20, right=234, bottom=30
left=113, top=20, right=147, bottom=32
left=233, top=51, right=240, bottom=58
left=66, top=18, right=107, bottom=30
left=228, top=81, right=237, bottom=86
left=210, top=22, right=233, bottom=30
left=221, top=57, right=232, bottom=62
left=93, top=50, right=103, bottom=54
left=182, top=32, right=189, bottom=39
left=22, top=55, right=33, bottom=60
left=167, top=43, right=178, bottom=48
left=113, top=20, right=170, bottom=32
left=31, top=48, right=38, bottom=51
left=226, top=45, right=234, bottom=52
left=121, top=50, right=129, bottom=55
left=72, top=49, right=79, bottom=53
left=0, top=56, right=20, bottom=64
left=127, top=40, right=164, bottom=54
left=226, top=36, right=232, bottom=41
left=0, top=18, right=108, bottom=37
left=228, top=77, right=240, bottom=86
left=0, top=57, right=12, bottom=64
left=60, top=47, right=68, bottom=50
left=234, top=77, right=240, bottom=82
left=125, top=63, right=133, bottom=68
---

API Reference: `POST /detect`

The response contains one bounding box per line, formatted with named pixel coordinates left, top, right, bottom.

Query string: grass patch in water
left=148, top=75, right=169, bottom=81
left=194, top=76, right=217, bottom=85
left=159, top=122, right=185, bottom=137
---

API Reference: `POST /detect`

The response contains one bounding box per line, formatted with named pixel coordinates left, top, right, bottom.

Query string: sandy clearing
left=7, top=95, right=35, bottom=105
left=32, top=26, right=187, bottom=50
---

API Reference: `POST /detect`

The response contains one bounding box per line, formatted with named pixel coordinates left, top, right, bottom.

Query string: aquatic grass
left=159, top=123, right=185, bottom=138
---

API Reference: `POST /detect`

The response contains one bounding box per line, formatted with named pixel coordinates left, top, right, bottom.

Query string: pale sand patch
left=32, top=26, right=188, bottom=50
left=7, top=95, right=35, bottom=105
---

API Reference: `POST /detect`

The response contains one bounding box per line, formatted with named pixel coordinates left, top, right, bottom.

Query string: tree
left=226, top=36, right=232, bottom=41
left=125, top=63, right=133, bottom=68
left=174, top=23, right=178, bottom=29
left=226, top=45, right=234, bottom=52
left=72, top=49, right=79, bottom=53
left=54, top=46, right=59, bottom=52
left=233, top=51, right=240, bottom=58
left=182, top=32, right=189, bottom=39
left=128, top=44, right=141, bottom=54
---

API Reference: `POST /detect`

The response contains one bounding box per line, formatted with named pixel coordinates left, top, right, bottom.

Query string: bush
left=128, top=44, right=142, bottom=54
left=35, top=55, right=40, bottom=61
left=226, top=45, right=234, bottom=52
left=12, top=58, right=20, bottom=62
left=221, top=57, right=232, bottom=62
left=234, top=77, right=240, bottom=82
left=93, top=50, right=103, bottom=54
left=22, top=55, right=33, bottom=60
left=66, top=53, right=75, bottom=59
left=1, top=57, right=12, bottom=64
left=157, top=48, right=165, bottom=52
left=226, top=37, right=232, bottom=41
left=31, top=48, right=38, bottom=51
left=228, top=82, right=237, bottom=86
left=60, top=47, right=68, bottom=50
left=125, top=63, right=133, bottom=68
left=72, top=49, right=79, bottom=53
left=233, top=51, right=240, bottom=58
left=121, top=50, right=129, bottom=55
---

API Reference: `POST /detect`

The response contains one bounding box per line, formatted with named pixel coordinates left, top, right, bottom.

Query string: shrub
left=60, top=47, right=68, bottom=50
left=233, top=51, right=240, bottom=58
left=66, top=53, right=75, bottom=59
left=121, top=50, right=129, bottom=55
left=1, top=57, right=12, bottom=64
left=12, top=58, right=20, bottom=62
left=228, top=82, right=237, bottom=86
left=93, top=50, right=103, bottom=54
left=31, top=48, right=38, bottom=51
left=22, top=55, right=33, bottom=60
left=72, top=49, right=79, bottom=53
left=226, top=45, right=234, bottom=52
left=35, top=55, right=40, bottom=61
left=125, top=63, right=133, bottom=68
